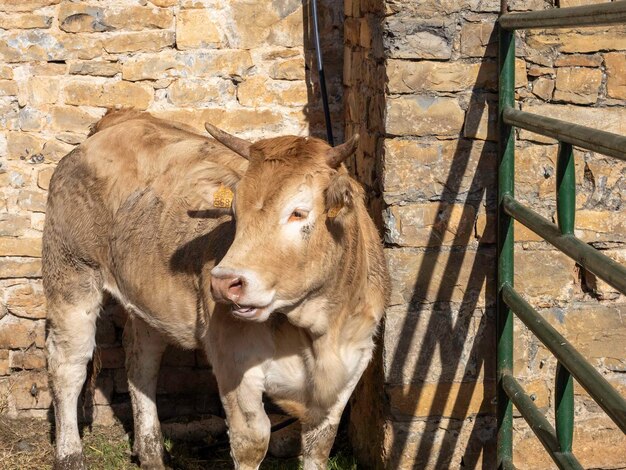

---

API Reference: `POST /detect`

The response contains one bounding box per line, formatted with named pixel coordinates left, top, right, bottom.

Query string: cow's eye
left=288, top=209, right=309, bottom=222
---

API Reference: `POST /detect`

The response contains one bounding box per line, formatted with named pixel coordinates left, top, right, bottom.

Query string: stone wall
left=1, top=0, right=625, bottom=467
left=0, top=0, right=344, bottom=424
left=345, top=0, right=626, bottom=468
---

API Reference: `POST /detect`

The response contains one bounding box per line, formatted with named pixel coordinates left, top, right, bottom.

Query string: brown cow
left=43, top=110, right=389, bottom=470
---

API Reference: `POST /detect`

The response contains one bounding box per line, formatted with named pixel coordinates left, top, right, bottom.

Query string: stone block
left=50, top=105, right=104, bottom=133
left=9, top=348, right=45, bottom=370
left=269, top=57, right=306, bottom=81
left=460, top=21, right=497, bottom=58
left=554, top=67, right=602, bottom=104
left=229, top=0, right=302, bottom=49
left=383, top=139, right=496, bottom=205
left=0, top=31, right=104, bottom=63
left=18, top=76, right=60, bottom=106
left=386, top=96, right=464, bottom=137
left=463, top=93, right=497, bottom=141
left=0, top=350, right=8, bottom=375
left=0, top=0, right=60, bottom=12
left=387, top=381, right=495, bottom=420
left=527, top=25, right=626, bottom=53
left=11, top=370, right=51, bottom=410
left=0, top=257, right=42, bottom=279
left=542, top=303, right=626, bottom=368
left=176, top=9, right=222, bottom=49
left=0, top=66, right=12, bottom=79
left=0, top=315, right=45, bottom=349
left=1, top=280, right=46, bottom=319
left=519, top=104, right=626, bottom=143
left=385, top=203, right=477, bottom=247
left=387, top=60, right=497, bottom=93
left=0, top=80, right=18, bottom=97
left=122, top=50, right=253, bottom=81
left=386, top=247, right=495, bottom=307
left=559, top=0, right=609, bottom=5
left=31, top=213, right=46, bottom=232
left=86, top=374, right=114, bottom=406
left=0, top=213, right=31, bottom=236
left=64, top=80, right=153, bottom=109
left=0, top=237, right=41, bottom=257
left=102, top=30, right=175, bottom=53
left=532, top=77, right=554, bottom=100
left=58, top=3, right=173, bottom=33
left=385, top=17, right=454, bottom=59
left=554, top=53, right=602, bottom=67
left=514, top=250, right=575, bottom=302
left=0, top=12, right=52, bottom=29
left=69, top=61, right=120, bottom=77
left=17, top=189, right=47, bottom=213
left=384, top=305, right=493, bottom=384
left=513, top=415, right=626, bottom=470
left=168, top=78, right=235, bottom=106
left=383, top=416, right=496, bottom=469
left=605, top=52, right=626, bottom=100
left=575, top=209, right=626, bottom=244
left=237, top=75, right=307, bottom=107
left=515, top=143, right=558, bottom=199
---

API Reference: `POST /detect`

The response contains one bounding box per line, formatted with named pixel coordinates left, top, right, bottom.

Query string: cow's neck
left=292, top=205, right=383, bottom=411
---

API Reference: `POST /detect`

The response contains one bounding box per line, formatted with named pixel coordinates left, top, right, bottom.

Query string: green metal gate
left=497, top=1, right=626, bottom=468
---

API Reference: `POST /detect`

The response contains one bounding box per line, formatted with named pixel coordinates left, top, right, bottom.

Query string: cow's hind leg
left=123, top=316, right=168, bottom=470
left=46, top=276, right=102, bottom=470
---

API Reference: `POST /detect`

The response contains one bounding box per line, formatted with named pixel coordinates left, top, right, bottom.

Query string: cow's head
left=204, top=123, right=361, bottom=323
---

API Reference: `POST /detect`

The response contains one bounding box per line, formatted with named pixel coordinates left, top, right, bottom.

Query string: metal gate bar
left=497, top=1, right=626, bottom=468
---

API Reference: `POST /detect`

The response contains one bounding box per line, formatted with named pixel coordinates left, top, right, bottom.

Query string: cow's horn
left=205, top=123, right=251, bottom=160
left=325, top=134, right=359, bottom=168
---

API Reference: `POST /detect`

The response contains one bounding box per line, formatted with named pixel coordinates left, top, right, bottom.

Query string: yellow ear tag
left=213, top=184, right=234, bottom=209
left=328, top=206, right=341, bottom=218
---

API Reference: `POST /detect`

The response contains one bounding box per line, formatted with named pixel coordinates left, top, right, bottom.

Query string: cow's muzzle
left=210, top=266, right=275, bottom=321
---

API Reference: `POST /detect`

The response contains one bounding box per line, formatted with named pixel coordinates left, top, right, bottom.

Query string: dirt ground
left=0, top=415, right=356, bottom=469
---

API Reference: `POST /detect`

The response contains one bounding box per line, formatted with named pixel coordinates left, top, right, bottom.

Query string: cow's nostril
left=228, top=278, right=243, bottom=296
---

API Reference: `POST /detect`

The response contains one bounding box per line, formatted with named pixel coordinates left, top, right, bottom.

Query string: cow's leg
left=301, top=350, right=374, bottom=470
left=123, top=316, right=168, bottom=470
left=46, top=280, right=102, bottom=470
left=207, top=313, right=272, bottom=470
left=220, top=372, right=271, bottom=470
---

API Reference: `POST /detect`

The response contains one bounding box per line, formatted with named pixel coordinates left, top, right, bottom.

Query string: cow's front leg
left=301, top=349, right=374, bottom=470
left=220, top=373, right=271, bottom=470
left=123, top=317, right=168, bottom=470
left=301, top=419, right=340, bottom=470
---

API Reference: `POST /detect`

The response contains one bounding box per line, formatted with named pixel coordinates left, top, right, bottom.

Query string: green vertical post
left=555, top=141, right=575, bottom=452
left=555, top=363, right=574, bottom=452
left=556, top=142, right=575, bottom=235
left=497, top=11, right=515, bottom=469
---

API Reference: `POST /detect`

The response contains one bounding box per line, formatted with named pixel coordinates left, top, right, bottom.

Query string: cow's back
left=43, top=111, right=246, bottom=344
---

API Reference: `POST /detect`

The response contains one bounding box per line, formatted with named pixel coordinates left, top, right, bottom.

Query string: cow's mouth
left=231, top=304, right=269, bottom=320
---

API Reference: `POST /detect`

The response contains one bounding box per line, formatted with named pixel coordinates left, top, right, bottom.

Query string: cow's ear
left=325, top=172, right=359, bottom=223
left=184, top=163, right=241, bottom=215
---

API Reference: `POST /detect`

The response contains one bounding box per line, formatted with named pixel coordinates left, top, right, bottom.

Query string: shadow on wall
left=346, top=3, right=499, bottom=467
left=384, top=29, right=499, bottom=469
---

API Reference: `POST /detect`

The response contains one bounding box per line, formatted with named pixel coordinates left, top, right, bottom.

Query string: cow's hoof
left=54, top=453, right=86, bottom=470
